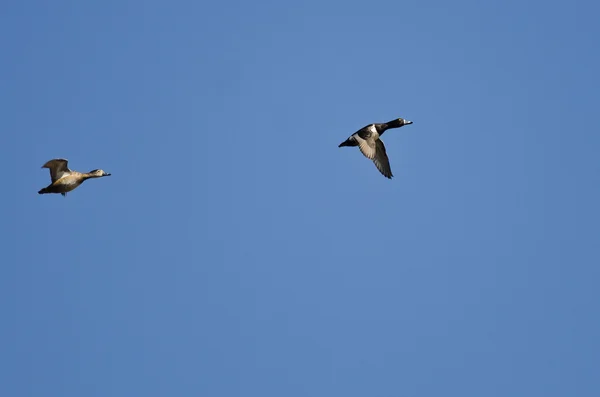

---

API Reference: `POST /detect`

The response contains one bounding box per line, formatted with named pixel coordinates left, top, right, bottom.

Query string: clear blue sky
left=2, top=0, right=599, bottom=396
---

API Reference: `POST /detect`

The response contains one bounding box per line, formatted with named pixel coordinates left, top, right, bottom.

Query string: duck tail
left=338, top=137, right=357, bottom=148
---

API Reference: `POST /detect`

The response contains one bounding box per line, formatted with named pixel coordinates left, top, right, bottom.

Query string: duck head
left=392, top=117, right=413, bottom=127
left=88, top=169, right=111, bottom=178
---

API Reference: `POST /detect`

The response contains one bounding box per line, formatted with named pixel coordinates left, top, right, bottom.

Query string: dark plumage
left=338, top=118, right=413, bottom=179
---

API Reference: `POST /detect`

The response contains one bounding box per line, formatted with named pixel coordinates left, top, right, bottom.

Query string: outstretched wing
left=355, top=135, right=377, bottom=160
left=42, top=159, right=70, bottom=182
left=373, top=139, right=393, bottom=179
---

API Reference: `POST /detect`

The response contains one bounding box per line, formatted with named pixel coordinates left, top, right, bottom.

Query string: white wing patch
left=355, top=134, right=377, bottom=160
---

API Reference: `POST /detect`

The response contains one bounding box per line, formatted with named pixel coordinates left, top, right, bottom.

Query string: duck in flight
left=338, top=117, right=413, bottom=179
left=38, top=158, right=111, bottom=196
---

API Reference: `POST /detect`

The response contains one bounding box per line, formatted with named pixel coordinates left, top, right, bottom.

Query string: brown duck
left=38, top=159, right=111, bottom=197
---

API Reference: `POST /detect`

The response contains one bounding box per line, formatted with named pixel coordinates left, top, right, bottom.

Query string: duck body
left=338, top=118, right=413, bottom=179
left=38, top=173, right=88, bottom=195
left=38, top=159, right=111, bottom=196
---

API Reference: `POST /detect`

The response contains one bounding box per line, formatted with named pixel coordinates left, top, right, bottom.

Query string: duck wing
left=373, top=139, right=393, bottom=179
left=42, top=159, right=71, bottom=182
left=355, top=135, right=377, bottom=160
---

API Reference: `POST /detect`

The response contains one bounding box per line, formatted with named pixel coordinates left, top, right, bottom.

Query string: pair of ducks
left=38, top=116, right=413, bottom=196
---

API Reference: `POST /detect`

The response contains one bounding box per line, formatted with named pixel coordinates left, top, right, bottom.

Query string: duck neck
left=377, top=122, right=392, bottom=136
left=82, top=173, right=97, bottom=180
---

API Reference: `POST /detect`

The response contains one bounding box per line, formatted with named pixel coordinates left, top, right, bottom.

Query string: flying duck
left=338, top=117, right=413, bottom=179
left=38, top=158, right=111, bottom=196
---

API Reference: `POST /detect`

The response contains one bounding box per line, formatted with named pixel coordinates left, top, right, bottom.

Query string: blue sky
left=2, top=0, right=600, bottom=396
